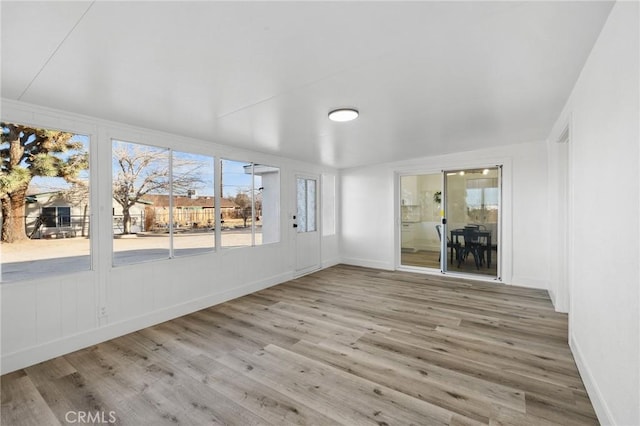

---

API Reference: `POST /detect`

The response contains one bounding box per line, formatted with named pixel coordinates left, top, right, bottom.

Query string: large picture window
left=112, top=141, right=215, bottom=265
left=221, top=159, right=280, bottom=248
left=112, top=140, right=170, bottom=266
left=171, top=151, right=215, bottom=256
left=221, top=159, right=253, bottom=248
left=2, top=125, right=282, bottom=279
left=1, top=122, right=90, bottom=282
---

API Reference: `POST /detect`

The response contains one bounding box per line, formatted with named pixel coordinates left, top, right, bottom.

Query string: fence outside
left=145, top=209, right=217, bottom=231
left=8, top=207, right=256, bottom=239
left=24, top=213, right=91, bottom=239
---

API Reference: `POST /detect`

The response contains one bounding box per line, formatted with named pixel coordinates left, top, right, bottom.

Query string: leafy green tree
left=1, top=123, right=88, bottom=242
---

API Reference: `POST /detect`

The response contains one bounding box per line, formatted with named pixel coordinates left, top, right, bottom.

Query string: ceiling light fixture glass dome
left=328, top=108, right=359, bottom=122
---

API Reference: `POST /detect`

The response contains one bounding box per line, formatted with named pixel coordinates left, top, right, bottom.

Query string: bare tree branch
left=112, top=141, right=206, bottom=234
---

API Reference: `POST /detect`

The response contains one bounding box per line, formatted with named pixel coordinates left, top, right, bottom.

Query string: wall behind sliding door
left=341, top=141, right=549, bottom=289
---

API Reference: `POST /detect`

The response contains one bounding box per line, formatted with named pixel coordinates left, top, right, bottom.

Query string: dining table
left=450, top=228, right=493, bottom=268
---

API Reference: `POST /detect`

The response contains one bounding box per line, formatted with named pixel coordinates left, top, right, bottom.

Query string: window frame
left=0, top=120, right=93, bottom=282
left=220, top=158, right=281, bottom=249
left=41, top=206, right=72, bottom=228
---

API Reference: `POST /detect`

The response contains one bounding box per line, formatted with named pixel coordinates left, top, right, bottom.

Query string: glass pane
left=253, top=164, right=280, bottom=245
left=1, top=123, right=90, bottom=282
left=306, top=179, right=316, bottom=232
left=112, top=140, right=170, bottom=265
left=172, top=151, right=215, bottom=256
left=42, top=207, right=57, bottom=227
left=444, top=167, right=499, bottom=277
left=296, top=178, right=307, bottom=233
left=221, top=159, right=253, bottom=248
left=322, top=174, right=336, bottom=236
left=400, top=173, right=441, bottom=269
left=58, top=207, right=71, bottom=227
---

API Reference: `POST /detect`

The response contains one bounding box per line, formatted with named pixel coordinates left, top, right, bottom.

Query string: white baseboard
left=340, top=257, right=395, bottom=271
left=509, top=275, right=549, bottom=290
left=547, top=287, right=558, bottom=306
left=570, top=333, right=615, bottom=426
left=321, top=258, right=341, bottom=269
left=546, top=288, right=569, bottom=314
left=1, top=271, right=294, bottom=374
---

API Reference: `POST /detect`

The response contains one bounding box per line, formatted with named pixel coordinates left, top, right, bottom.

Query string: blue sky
left=110, top=140, right=264, bottom=198
left=221, top=159, right=262, bottom=198
left=21, top=134, right=265, bottom=199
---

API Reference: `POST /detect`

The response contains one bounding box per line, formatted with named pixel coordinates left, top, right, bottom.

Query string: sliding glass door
left=399, top=167, right=501, bottom=280
left=399, top=173, right=443, bottom=269
left=442, top=167, right=501, bottom=279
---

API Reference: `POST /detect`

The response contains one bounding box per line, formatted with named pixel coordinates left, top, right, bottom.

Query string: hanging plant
left=433, top=191, right=442, bottom=204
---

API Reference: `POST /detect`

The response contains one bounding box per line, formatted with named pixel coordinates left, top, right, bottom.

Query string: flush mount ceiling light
left=328, top=108, right=359, bottom=122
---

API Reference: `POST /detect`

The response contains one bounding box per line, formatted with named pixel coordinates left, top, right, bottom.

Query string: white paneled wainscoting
left=0, top=99, right=341, bottom=374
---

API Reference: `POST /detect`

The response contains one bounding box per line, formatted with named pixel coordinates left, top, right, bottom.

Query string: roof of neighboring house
left=25, top=190, right=64, bottom=198
left=24, top=191, right=72, bottom=204
left=140, top=194, right=237, bottom=209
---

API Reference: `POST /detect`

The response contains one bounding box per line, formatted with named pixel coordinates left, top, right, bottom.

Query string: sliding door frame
left=396, top=162, right=508, bottom=284
left=441, top=165, right=503, bottom=281
left=396, top=170, right=443, bottom=273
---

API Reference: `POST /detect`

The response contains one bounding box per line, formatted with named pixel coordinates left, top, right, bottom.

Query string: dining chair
left=466, top=224, right=490, bottom=266
left=459, top=227, right=482, bottom=269
left=435, top=224, right=459, bottom=264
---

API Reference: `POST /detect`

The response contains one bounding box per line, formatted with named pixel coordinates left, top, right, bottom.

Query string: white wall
left=547, top=2, right=639, bottom=425
left=342, top=165, right=396, bottom=270
left=341, top=140, right=549, bottom=288
left=0, top=99, right=340, bottom=374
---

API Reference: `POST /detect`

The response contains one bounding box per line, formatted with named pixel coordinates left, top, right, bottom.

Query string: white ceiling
left=1, top=1, right=614, bottom=169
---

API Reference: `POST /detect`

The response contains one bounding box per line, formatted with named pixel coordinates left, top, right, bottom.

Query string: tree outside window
left=1, top=122, right=90, bottom=282
left=1, top=123, right=88, bottom=242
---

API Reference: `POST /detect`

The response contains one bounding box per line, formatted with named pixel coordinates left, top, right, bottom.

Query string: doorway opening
left=399, top=167, right=501, bottom=280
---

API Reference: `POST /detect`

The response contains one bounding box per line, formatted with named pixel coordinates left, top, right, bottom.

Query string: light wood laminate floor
left=1, top=265, right=598, bottom=425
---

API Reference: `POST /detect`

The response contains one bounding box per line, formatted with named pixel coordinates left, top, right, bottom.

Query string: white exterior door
left=294, top=175, right=321, bottom=274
